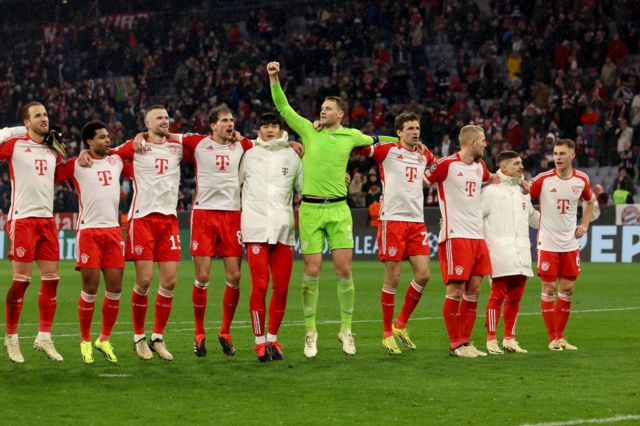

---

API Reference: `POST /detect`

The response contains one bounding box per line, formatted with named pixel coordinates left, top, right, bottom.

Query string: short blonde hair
left=458, top=125, right=484, bottom=146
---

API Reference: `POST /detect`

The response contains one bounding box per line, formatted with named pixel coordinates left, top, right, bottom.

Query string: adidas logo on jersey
left=457, top=172, right=464, bottom=176
left=550, top=188, right=557, bottom=192
left=146, top=147, right=152, bottom=152
left=207, top=145, right=214, bottom=150
left=24, top=147, right=32, bottom=153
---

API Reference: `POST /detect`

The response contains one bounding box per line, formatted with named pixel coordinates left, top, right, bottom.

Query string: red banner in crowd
left=44, top=12, right=152, bottom=43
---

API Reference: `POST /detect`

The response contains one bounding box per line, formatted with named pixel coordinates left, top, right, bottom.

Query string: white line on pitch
left=520, top=414, right=640, bottom=426
left=98, top=374, right=131, bottom=378
left=11, top=306, right=640, bottom=340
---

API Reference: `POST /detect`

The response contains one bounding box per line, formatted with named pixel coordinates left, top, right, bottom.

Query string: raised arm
left=268, top=61, right=314, bottom=140
left=0, top=126, right=27, bottom=144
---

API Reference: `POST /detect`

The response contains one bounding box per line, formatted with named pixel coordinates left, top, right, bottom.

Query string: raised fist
left=267, top=61, right=280, bottom=76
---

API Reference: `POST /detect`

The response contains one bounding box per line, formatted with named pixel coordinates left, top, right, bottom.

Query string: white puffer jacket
left=482, top=170, right=540, bottom=278
left=239, top=131, right=303, bottom=246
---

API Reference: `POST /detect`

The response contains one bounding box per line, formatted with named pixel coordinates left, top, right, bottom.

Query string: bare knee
left=413, top=270, right=430, bottom=287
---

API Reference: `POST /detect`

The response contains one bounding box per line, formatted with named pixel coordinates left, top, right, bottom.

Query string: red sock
left=192, top=282, right=208, bottom=337
left=220, top=284, right=240, bottom=336
left=131, top=288, right=148, bottom=335
left=78, top=292, right=95, bottom=342
left=460, top=296, right=478, bottom=342
left=443, top=296, right=462, bottom=349
left=503, top=278, right=526, bottom=339
left=395, top=280, right=424, bottom=329
left=267, top=243, right=292, bottom=336
left=381, top=286, right=396, bottom=338
left=541, top=295, right=556, bottom=342
left=153, top=288, right=174, bottom=335
left=248, top=244, right=269, bottom=337
left=5, top=278, right=30, bottom=335
left=555, top=294, right=572, bottom=339
left=100, top=291, right=121, bottom=340
left=38, top=276, right=59, bottom=332
left=486, top=279, right=507, bottom=340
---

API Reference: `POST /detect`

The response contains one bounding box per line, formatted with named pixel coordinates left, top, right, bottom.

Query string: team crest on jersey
left=192, top=241, right=199, bottom=251
left=15, top=247, right=26, bottom=258
left=540, top=261, right=550, bottom=272
left=388, top=246, right=397, bottom=257
left=251, top=244, right=261, bottom=254
left=134, top=245, right=144, bottom=255
left=571, top=185, right=582, bottom=195
left=80, top=253, right=89, bottom=264
left=455, top=265, right=464, bottom=275
left=169, top=146, right=177, bottom=155
left=107, top=156, right=117, bottom=165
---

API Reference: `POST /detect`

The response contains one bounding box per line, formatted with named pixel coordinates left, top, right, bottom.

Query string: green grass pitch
left=0, top=261, right=639, bottom=425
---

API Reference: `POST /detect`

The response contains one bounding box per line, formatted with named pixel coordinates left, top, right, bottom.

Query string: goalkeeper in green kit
left=268, top=61, right=397, bottom=357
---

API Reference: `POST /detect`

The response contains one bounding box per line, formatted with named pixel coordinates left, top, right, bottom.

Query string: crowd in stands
left=0, top=0, right=638, bottom=214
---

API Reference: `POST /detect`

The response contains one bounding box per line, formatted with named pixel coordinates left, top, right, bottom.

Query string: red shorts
left=537, top=249, right=581, bottom=282
left=190, top=209, right=242, bottom=258
left=126, top=213, right=181, bottom=262
left=6, top=217, right=59, bottom=262
left=76, top=227, right=125, bottom=270
left=377, top=221, right=430, bottom=261
left=438, top=238, right=492, bottom=284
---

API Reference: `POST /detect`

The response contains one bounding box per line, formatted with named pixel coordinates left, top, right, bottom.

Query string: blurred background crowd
left=0, top=0, right=638, bottom=214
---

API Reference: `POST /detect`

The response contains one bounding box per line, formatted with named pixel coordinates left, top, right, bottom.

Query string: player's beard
left=31, top=127, right=49, bottom=138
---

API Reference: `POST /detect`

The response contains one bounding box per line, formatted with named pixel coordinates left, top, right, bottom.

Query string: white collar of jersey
left=497, top=169, right=524, bottom=186
left=255, top=131, right=290, bottom=150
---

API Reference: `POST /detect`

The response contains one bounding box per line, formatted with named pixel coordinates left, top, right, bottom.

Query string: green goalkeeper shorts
left=298, top=201, right=353, bottom=254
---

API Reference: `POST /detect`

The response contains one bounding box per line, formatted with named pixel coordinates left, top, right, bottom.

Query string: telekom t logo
left=556, top=199, right=570, bottom=214
left=216, top=155, right=230, bottom=171
left=405, top=166, right=418, bottom=182
left=155, top=158, right=169, bottom=174
left=465, top=181, right=477, bottom=197
left=97, top=170, right=113, bottom=186
left=35, top=159, right=48, bottom=175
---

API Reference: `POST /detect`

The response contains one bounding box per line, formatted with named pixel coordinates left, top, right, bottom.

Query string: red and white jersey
left=181, top=134, right=253, bottom=211
left=424, top=152, right=490, bottom=242
left=111, top=138, right=182, bottom=220
left=0, top=133, right=63, bottom=220
left=55, top=155, right=124, bottom=230
left=530, top=168, right=593, bottom=252
left=356, top=142, right=435, bottom=222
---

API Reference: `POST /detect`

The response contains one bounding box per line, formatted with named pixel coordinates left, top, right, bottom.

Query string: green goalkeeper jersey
left=271, top=83, right=396, bottom=198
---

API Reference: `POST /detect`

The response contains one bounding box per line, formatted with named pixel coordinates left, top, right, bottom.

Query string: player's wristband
left=372, top=135, right=379, bottom=144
